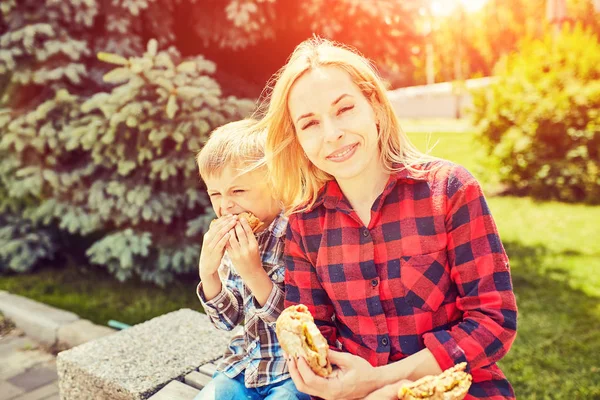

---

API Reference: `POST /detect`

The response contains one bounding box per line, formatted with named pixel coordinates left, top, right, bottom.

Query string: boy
left=194, top=119, right=309, bottom=400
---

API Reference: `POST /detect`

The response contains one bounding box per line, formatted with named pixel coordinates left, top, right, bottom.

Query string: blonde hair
left=196, top=118, right=266, bottom=181
left=258, top=37, right=434, bottom=214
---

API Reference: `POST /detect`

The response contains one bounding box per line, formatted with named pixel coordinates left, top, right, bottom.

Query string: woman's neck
left=337, top=158, right=390, bottom=224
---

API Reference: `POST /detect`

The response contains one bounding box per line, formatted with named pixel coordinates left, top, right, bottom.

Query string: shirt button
left=371, top=278, right=379, bottom=287
left=381, top=337, right=389, bottom=346
left=362, top=229, right=369, bottom=237
left=217, top=303, right=224, bottom=309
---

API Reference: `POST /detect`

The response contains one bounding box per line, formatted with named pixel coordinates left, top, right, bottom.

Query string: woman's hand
left=199, top=215, right=237, bottom=279
left=287, top=350, right=378, bottom=400
left=226, top=217, right=262, bottom=280
left=362, top=379, right=412, bottom=400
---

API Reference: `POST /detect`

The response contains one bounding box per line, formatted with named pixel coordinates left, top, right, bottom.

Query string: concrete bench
left=57, top=309, right=235, bottom=400
left=148, top=361, right=218, bottom=399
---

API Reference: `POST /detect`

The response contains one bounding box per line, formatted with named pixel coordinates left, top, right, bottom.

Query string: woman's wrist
left=374, top=349, right=443, bottom=387
left=362, top=363, right=393, bottom=394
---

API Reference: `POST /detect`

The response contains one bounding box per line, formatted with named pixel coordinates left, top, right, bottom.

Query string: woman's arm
left=421, top=166, right=518, bottom=372
left=287, top=348, right=441, bottom=400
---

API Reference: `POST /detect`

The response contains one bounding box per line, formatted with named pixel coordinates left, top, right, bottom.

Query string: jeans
left=193, top=371, right=311, bottom=400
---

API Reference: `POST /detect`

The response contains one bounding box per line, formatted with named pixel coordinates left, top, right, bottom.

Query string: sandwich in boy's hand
left=238, top=211, right=264, bottom=233
left=397, top=362, right=472, bottom=400
left=211, top=211, right=264, bottom=233
left=275, top=304, right=332, bottom=377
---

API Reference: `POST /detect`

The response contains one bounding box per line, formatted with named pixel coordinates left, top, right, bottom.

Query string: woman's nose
left=323, top=118, right=343, bottom=142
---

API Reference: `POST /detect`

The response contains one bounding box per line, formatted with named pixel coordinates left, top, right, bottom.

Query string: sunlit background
left=1, top=1, right=599, bottom=399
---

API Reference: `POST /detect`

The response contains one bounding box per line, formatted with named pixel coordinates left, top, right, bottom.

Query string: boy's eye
left=301, top=120, right=318, bottom=130
left=337, top=105, right=354, bottom=115
left=233, top=190, right=245, bottom=194
left=208, top=193, right=220, bottom=197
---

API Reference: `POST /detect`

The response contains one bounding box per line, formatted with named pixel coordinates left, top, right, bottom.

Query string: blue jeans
left=193, top=371, right=310, bottom=400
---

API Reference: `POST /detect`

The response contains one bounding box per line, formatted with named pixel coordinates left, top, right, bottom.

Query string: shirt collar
left=309, top=163, right=429, bottom=212
left=257, top=211, right=288, bottom=239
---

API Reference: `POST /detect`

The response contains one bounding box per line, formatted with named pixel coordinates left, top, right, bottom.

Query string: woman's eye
left=233, top=190, right=245, bottom=194
left=337, top=105, right=354, bottom=115
left=209, top=193, right=220, bottom=197
left=301, top=120, right=318, bottom=130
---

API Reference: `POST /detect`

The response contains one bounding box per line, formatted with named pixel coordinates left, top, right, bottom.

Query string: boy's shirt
left=197, top=212, right=289, bottom=388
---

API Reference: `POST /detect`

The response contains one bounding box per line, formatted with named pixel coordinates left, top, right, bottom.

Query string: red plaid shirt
left=284, top=161, right=518, bottom=399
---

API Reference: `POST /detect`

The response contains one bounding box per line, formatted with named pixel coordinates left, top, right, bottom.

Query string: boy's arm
left=245, top=270, right=275, bottom=308
left=197, top=256, right=244, bottom=331
left=251, top=266, right=285, bottom=328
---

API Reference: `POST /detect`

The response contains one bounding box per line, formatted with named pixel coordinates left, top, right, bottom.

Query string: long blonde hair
left=258, top=38, right=433, bottom=213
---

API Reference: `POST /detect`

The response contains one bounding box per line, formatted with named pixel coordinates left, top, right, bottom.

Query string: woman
left=260, top=38, right=518, bottom=400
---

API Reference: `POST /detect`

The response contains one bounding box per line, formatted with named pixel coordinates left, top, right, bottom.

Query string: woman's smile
left=326, top=143, right=359, bottom=162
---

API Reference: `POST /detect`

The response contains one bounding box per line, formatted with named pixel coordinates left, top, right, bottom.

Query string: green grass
left=0, top=263, right=203, bottom=326
left=408, top=130, right=600, bottom=399
left=407, top=131, right=486, bottom=182
left=0, top=130, right=597, bottom=398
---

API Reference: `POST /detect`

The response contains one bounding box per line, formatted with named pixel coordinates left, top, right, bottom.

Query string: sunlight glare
left=431, top=0, right=489, bottom=17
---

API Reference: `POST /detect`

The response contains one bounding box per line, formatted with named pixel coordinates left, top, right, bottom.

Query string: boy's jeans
left=193, top=371, right=311, bottom=400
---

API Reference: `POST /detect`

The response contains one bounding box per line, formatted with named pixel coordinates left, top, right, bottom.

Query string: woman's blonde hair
left=196, top=118, right=266, bottom=181
left=258, top=37, right=433, bottom=213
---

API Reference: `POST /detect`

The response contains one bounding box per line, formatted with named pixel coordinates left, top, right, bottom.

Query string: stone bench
left=148, top=361, right=218, bottom=399
left=57, top=308, right=235, bottom=400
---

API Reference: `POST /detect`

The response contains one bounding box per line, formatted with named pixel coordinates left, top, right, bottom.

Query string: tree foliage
left=472, top=24, right=600, bottom=204
left=420, top=0, right=600, bottom=84
left=0, top=0, right=423, bottom=283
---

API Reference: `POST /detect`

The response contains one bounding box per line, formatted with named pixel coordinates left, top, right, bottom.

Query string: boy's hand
left=227, top=217, right=262, bottom=279
left=199, top=214, right=237, bottom=279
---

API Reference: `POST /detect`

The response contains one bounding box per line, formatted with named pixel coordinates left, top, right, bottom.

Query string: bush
left=471, top=24, right=600, bottom=204
left=0, top=0, right=424, bottom=283
left=0, top=42, right=254, bottom=285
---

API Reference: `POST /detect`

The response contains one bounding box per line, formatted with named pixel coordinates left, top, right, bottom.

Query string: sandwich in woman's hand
left=397, top=363, right=472, bottom=400
left=275, top=304, right=332, bottom=377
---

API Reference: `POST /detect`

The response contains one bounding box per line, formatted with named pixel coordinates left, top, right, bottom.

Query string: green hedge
left=472, top=23, right=600, bottom=204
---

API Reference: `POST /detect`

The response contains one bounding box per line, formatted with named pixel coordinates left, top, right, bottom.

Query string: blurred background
left=0, top=0, right=599, bottom=398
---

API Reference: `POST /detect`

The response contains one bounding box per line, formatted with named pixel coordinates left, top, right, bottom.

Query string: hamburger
left=210, top=211, right=264, bottom=233
left=275, top=304, right=332, bottom=377
left=238, top=211, right=264, bottom=233
left=397, top=362, right=472, bottom=400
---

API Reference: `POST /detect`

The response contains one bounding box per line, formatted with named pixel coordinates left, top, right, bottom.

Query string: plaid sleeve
left=197, top=258, right=244, bottom=331
left=253, top=276, right=285, bottom=327
left=423, top=166, right=518, bottom=372
left=284, top=215, right=338, bottom=346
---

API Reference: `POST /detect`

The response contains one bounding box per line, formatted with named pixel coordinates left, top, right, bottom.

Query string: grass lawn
left=0, top=130, right=597, bottom=398
left=0, top=265, right=202, bottom=326
left=408, top=130, right=600, bottom=399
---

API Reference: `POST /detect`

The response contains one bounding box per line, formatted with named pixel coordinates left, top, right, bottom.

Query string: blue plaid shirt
left=197, top=213, right=289, bottom=388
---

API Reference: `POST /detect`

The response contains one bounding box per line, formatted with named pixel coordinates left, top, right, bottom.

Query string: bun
left=397, top=363, right=472, bottom=400
left=238, top=211, right=264, bottom=233
left=276, top=304, right=332, bottom=377
left=209, top=212, right=264, bottom=233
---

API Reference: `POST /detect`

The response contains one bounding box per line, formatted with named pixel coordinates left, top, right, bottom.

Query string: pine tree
left=0, top=0, right=422, bottom=283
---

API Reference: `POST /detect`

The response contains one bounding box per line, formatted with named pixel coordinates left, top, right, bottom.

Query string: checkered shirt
left=198, top=213, right=289, bottom=388
left=284, top=161, right=518, bottom=399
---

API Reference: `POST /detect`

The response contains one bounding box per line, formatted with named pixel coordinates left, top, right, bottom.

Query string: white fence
left=388, top=77, right=495, bottom=119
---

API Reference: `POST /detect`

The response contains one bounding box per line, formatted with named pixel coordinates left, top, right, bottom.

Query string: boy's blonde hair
left=257, top=38, right=434, bottom=214
left=196, top=118, right=266, bottom=181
